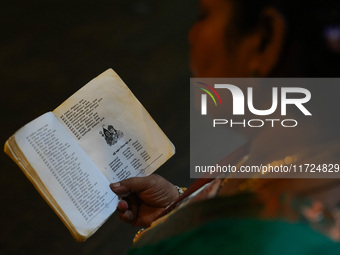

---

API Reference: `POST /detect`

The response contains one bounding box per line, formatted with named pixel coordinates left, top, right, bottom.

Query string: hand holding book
left=109, top=174, right=180, bottom=227
left=4, top=69, right=175, bottom=241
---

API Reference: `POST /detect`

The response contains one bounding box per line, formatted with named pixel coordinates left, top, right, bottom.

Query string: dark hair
left=229, top=0, right=340, bottom=77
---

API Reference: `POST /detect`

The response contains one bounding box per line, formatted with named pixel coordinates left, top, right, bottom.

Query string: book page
left=53, top=69, right=175, bottom=182
left=13, top=112, right=118, bottom=238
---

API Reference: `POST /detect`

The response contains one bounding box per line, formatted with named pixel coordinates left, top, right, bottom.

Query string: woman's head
left=189, top=0, right=340, bottom=77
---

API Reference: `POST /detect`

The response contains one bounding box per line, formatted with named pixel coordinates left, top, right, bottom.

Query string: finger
left=117, top=199, right=129, bottom=211
left=124, top=193, right=139, bottom=218
left=119, top=210, right=134, bottom=223
left=110, top=182, right=131, bottom=195
left=110, top=174, right=161, bottom=194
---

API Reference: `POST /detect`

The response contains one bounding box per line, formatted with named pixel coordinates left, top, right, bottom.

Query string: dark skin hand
left=110, top=174, right=179, bottom=227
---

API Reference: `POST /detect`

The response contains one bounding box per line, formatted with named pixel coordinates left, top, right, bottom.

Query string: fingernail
left=110, top=182, right=121, bottom=189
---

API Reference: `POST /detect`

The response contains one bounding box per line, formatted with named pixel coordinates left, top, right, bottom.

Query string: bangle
left=174, top=186, right=187, bottom=195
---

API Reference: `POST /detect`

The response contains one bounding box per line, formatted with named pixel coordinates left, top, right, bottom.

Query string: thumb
left=109, top=174, right=159, bottom=196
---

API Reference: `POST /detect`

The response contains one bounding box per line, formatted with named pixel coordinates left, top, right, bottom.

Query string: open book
left=4, top=69, right=175, bottom=241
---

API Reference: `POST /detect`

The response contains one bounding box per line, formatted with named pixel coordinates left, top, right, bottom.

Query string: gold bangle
left=174, top=186, right=187, bottom=195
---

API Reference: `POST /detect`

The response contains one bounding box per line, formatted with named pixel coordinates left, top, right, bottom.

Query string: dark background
left=0, top=1, right=197, bottom=254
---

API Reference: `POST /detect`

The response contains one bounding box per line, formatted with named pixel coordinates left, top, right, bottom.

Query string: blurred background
left=0, top=0, right=197, bottom=254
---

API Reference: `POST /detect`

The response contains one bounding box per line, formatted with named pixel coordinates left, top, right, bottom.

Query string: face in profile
left=189, top=0, right=253, bottom=78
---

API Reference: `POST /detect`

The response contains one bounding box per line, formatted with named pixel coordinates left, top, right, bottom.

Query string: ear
left=240, top=8, right=286, bottom=77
